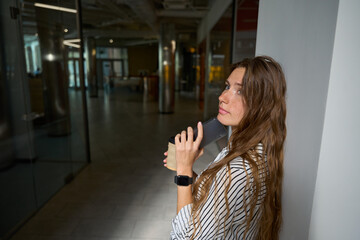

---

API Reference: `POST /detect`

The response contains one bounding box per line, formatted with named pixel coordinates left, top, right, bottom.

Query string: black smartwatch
left=174, top=175, right=193, bottom=186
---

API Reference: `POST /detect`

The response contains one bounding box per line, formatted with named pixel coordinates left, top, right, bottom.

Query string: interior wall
left=127, top=44, right=158, bottom=76
left=255, top=0, right=339, bottom=239
left=308, top=0, right=360, bottom=239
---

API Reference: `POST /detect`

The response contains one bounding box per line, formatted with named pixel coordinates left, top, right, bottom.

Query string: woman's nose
left=219, top=90, right=228, bottom=103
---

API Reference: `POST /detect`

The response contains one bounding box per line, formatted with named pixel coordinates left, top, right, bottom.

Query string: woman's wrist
left=176, top=167, right=193, bottom=176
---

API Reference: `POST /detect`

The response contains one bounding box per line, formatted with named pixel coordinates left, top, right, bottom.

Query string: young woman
left=163, top=56, right=287, bottom=239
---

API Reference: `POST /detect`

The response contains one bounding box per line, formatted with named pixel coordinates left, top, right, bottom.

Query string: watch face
left=177, top=176, right=189, bottom=186
left=175, top=175, right=193, bottom=186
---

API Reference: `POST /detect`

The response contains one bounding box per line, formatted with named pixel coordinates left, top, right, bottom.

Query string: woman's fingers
left=194, top=122, right=203, bottom=146
left=187, top=126, right=193, bottom=145
left=175, top=133, right=181, bottom=145
left=164, top=151, right=168, bottom=156
left=175, top=124, right=201, bottom=149
left=180, top=130, right=186, bottom=145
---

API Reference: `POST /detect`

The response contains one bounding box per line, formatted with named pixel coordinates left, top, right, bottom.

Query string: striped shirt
left=170, top=145, right=266, bottom=240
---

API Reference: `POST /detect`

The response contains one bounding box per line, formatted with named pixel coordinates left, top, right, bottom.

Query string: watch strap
left=174, top=175, right=193, bottom=186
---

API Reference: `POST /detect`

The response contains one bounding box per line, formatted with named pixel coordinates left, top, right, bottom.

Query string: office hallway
left=10, top=89, right=225, bottom=240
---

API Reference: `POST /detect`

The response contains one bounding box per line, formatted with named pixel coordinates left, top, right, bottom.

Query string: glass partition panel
left=0, top=1, right=38, bottom=237
left=232, top=0, right=259, bottom=62
left=204, top=4, right=233, bottom=119
left=68, top=60, right=76, bottom=87
left=0, top=0, right=89, bottom=237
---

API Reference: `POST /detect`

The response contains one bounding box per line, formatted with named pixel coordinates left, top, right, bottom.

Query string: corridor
left=10, top=88, right=225, bottom=240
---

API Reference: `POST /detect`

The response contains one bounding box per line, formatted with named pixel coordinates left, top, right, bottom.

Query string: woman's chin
left=217, top=114, right=227, bottom=126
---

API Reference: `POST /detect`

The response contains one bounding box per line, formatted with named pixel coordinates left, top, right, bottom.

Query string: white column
left=256, top=0, right=339, bottom=239
left=308, top=0, right=360, bottom=239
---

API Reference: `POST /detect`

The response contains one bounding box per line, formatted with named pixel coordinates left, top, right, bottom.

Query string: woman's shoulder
left=228, top=143, right=265, bottom=170
left=229, top=156, right=251, bottom=174
left=211, top=143, right=264, bottom=174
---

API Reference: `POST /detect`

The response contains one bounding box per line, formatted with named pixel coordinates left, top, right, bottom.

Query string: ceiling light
left=109, top=39, right=114, bottom=43
left=34, top=3, right=77, bottom=13
left=64, top=28, right=68, bottom=33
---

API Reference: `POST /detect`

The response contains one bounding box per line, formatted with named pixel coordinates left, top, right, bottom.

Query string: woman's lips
left=218, top=107, right=229, bottom=114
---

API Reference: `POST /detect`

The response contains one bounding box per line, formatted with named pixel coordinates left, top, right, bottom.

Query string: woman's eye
left=237, top=90, right=242, bottom=95
left=224, top=85, right=230, bottom=90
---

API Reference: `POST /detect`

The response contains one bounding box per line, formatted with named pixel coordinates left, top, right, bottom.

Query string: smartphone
left=169, top=117, right=227, bottom=148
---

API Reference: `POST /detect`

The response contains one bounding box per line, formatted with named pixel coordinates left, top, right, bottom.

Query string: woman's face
left=217, top=67, right=246, bottom=127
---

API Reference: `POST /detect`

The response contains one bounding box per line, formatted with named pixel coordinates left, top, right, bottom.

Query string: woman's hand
left=163, top=151, right=168, bottom=168
left=175, top=122, right=204, bottom=175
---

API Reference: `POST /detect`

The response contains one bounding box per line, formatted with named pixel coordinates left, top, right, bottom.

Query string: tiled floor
left=10, top=88, right=225, bottom=240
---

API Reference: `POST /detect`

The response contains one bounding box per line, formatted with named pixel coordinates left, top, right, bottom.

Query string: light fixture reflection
left=171, top=40, right=176, bottom=53
left=34, top=3, right=77, bottom=13
left=63, top=39, right=81, bottom=48
left=46, top=53, right=55, bottom=61
left=64, top=39, right=81, bottom=43
left=63, top=42, right=80, bottom=48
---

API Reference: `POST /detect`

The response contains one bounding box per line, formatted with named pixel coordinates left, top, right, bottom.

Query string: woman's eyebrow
left=235, top=82, right=243, bottom=87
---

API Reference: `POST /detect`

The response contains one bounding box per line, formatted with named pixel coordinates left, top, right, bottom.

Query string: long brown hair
left=192, top=56, right=287, bottom=239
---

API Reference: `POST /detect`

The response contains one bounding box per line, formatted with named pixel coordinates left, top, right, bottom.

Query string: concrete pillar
left=86, top=37, right=97, bottom=97
left=159, top=23, right=176, bottom=113
left=175, top=42, right=180, bottom=92
left=35, top=8, right=70, bottom=136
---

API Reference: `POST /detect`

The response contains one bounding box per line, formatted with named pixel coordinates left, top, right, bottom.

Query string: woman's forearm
left=174, top=122, right=203, bottom=213
left=176, top=168, right=194, bottom=213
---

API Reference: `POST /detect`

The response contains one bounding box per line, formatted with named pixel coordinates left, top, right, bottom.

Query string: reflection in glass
left=96, top=47, right=129, bottom=91
left=0, top=0, right=89, bottom=237
left=204, top=4, right=233, bottom=119
left=1, top=0, right=38, bottom=237
left=68, top=60, right=75, bottom=87
left=232, top=0, right=259, bottom=62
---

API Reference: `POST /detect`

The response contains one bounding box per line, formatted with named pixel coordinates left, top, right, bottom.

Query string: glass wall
left=68, top=50, right=88, bottom=88
left=204, top=4, right=233, bottom=119
left=0, top=0, right=89, bottom=238
left=96, top=47, right=128, bottom=89
left=232, top=0, right=259, bottom=62
left=202, top=0, right=259, bottom=119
